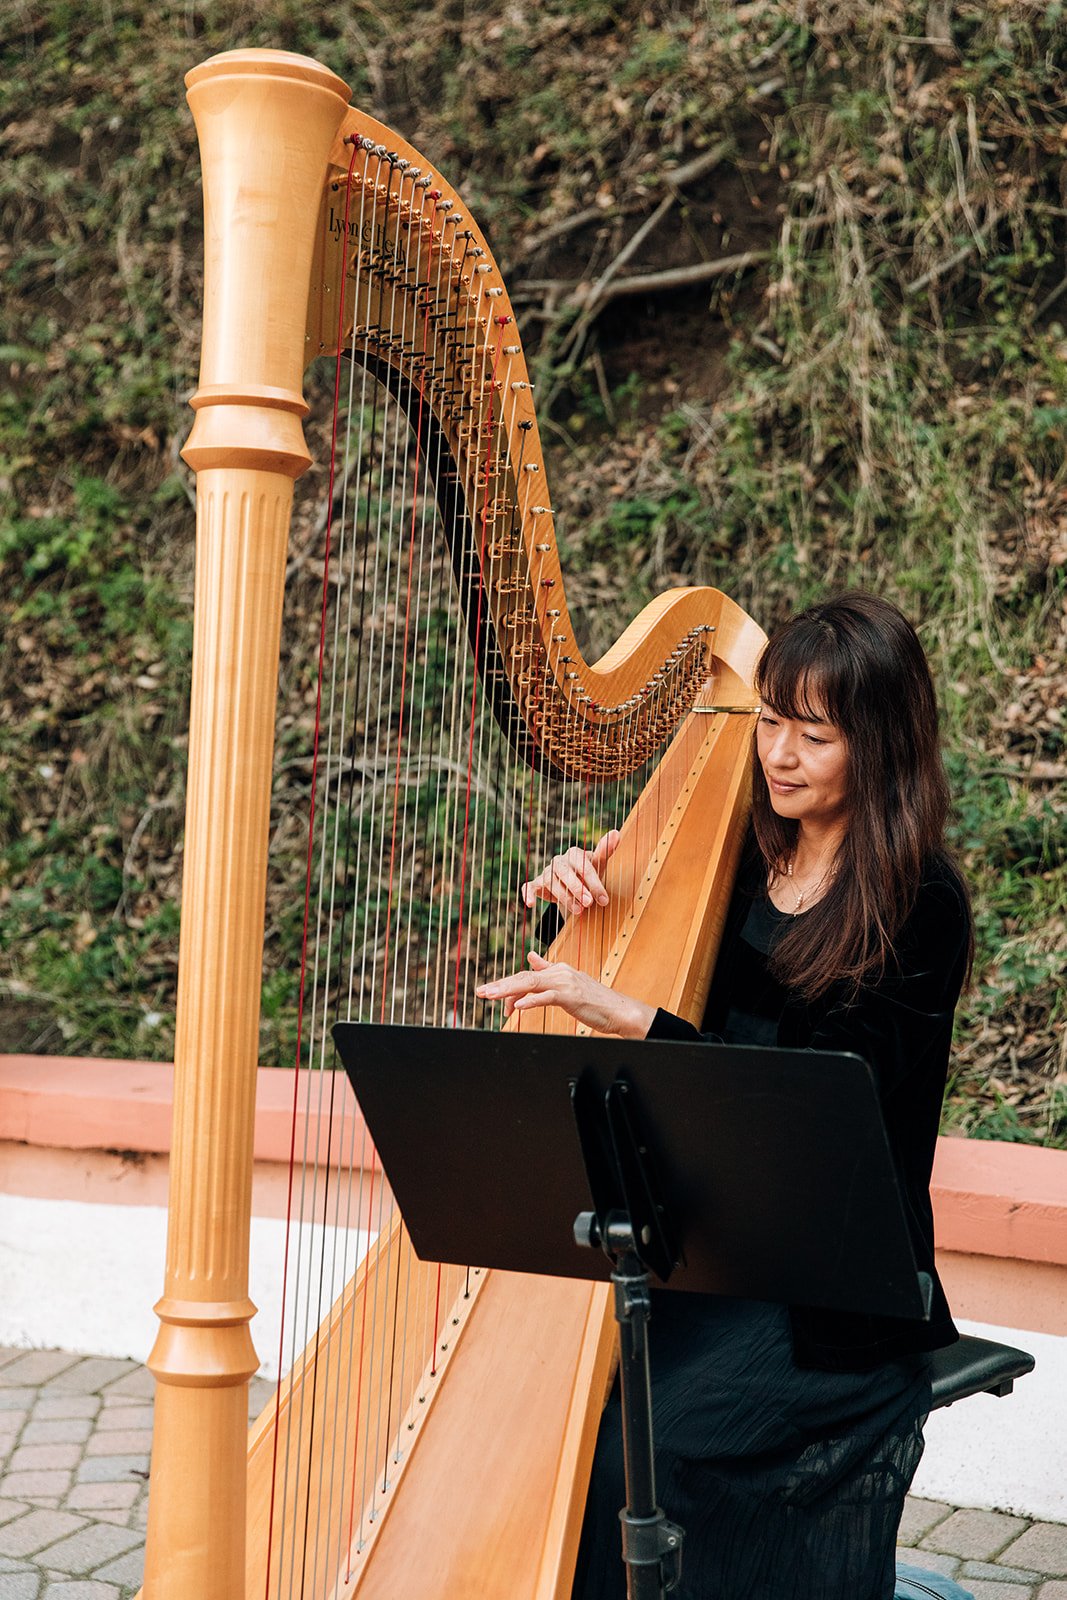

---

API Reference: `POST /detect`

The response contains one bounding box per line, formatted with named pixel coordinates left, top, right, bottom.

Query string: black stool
left=928, top=1334, right=1035, bottom=1411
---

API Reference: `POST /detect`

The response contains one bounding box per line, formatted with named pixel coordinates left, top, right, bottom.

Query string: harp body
left=141, top=48, right=764, bottom=1600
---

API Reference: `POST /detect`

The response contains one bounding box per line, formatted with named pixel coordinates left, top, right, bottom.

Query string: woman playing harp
left=478, top=592, right=974, bottom=1600
left=144, top=45, right=773, bottom=1600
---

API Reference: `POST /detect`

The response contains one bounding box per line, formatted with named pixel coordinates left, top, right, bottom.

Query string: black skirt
left=571, top=1293, right=930, bottom=1600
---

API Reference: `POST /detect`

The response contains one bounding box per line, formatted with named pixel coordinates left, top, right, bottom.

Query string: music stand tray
left=332, top=1023, right=927, bottom=1321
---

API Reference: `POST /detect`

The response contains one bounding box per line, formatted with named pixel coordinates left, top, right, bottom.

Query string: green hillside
left=1, top=1, right=1064, bottom=1142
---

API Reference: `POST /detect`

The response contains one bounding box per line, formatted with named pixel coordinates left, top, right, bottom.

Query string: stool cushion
left=928, top=1334, right=1035, bottom=1410
left=895, top=1561, right=975, bottom=1598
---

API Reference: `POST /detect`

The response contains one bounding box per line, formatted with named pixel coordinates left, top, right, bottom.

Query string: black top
left=647, top=843, right=970, bottom=1373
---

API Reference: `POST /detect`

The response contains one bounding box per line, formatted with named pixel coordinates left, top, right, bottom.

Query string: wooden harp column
left=141, top=46, right=765, bottom=1600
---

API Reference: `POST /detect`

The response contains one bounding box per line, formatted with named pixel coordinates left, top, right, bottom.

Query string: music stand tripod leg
left=610, top=1244, right=684, bottom=1600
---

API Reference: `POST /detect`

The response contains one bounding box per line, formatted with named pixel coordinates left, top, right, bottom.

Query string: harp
left=140, top=47, right=764, bottom=1600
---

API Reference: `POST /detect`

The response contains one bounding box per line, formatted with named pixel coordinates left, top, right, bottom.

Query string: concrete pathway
left=1, top=1345, right=1065, bottom=1599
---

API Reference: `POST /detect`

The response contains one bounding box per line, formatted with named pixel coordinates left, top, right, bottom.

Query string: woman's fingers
left=478, top=955, right=588, bottom=1017
left=520, top=832, right=620, bottom=917
left=476, top=959, right=559, bottom=1017
left=589, top=829, right=621, bottom=871
left=552, top=843, right=611, bottom=909
left=476, top=955, right=564, bottom=1004
left=563, top=846, right=609, bottom=908
left=477, top=956, right=652, bottom=1038
left=552, top=857, right=598, bottom=915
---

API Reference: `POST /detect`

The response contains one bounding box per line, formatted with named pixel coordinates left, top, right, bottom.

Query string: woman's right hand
left=521, top=829, right=621, bottom=920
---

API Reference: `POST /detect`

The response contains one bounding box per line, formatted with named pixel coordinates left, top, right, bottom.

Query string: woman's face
left=756, top=699, right=849, bottom=832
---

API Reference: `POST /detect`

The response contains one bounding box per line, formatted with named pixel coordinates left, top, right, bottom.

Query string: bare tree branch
left=575, top=250, right=772, bottom=307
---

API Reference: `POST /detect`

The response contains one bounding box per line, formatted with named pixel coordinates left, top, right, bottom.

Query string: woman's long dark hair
left=752, top=592, right=972, bottom=999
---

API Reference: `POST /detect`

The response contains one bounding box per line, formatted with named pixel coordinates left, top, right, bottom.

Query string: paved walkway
left=0, top=1347, right=272, bottom=1600
left=1, top=1345, right=1066, bottom=1598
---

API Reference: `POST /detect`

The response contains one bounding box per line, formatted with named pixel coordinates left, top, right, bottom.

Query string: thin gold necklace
left=784, top=858, right=832, bottom=913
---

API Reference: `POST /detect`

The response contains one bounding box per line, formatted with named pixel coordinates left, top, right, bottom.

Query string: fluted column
left=142, top=50, right=350, bottom=1600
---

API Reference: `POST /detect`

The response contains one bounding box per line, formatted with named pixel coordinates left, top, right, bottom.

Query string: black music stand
left=332, top=1023, right=930, bottom=1600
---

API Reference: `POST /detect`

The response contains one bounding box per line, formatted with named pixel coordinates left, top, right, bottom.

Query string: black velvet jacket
left=647, top=843, right=971, bottom=1373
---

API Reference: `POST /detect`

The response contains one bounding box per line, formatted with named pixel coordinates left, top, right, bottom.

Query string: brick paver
left=44, top=1368, right=133, bottom=1401
left=963, top=1559, right=1044, bottom=1583
left=966, top=1583, right=1042, bottom=1600
left=0, top=1572, right=40, bottom=1599
left=1003, top=1526, right=1067, bottom=1576
left=0, top=1395, right=35, bottom=1415
left=7, top=1450, right=81, bottom=1478
left=0, top=1357, right=79, bottom=1390
left=93, top=1375, right=152, bottom=1403
left=87, top=1415, right=148, bottom=1438
left=0, top=1511, right=86, bottom=1560
left=72, top=1460, right=147, bottom=1488
left=41, top=1585, right=121, bottom=1599
left=90, top=1549, right=143, bottom=1588
left=899, top=1547, right=964, bottom=1578
left=18, top=1427, right=90, bottom=1452
left=0, top=1477, right=72, bottom=1507
left=899, top=1497, right=953, bottom=1544
left=81, top=1438, right=149, bottom=1462
left=61, top=1491, right=135, bottom=1518
left=30, top=1405, right=95, bottom=1426
left=1037, top=1584, right=1067, bottom=1598
left=926, top=1507, right=1032, bottom=1560
left=34, top=1526, right=142, bottom=1579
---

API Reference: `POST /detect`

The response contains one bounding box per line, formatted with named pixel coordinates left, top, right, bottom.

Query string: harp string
left=264, top=136, right=362, bottom=1600
left=450, top=315, right=507, bottom=1024
left=333, top=161, right=486, bottom=1562
left=311, top=158, right=393, bottom=1599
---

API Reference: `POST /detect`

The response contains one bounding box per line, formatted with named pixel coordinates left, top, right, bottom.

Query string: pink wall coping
left=0, top=1054, right=368, bottom=1170
left=931, top=1135, right=1067, bottom=1268
left=2, top=1055, right=1067, bottom=1268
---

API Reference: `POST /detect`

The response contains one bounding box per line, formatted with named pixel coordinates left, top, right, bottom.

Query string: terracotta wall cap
left=3, top=1057, right=1064, bottom=1265
left=0, top=1055, right=367, bottom=1168
left=932, top=1134, right=1067, bottom=1266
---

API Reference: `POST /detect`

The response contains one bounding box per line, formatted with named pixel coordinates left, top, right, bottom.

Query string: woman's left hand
left=476, top=952, right=655, bottom=1039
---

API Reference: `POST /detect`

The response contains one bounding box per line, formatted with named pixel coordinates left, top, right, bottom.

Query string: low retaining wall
left=932, top=1136, right=1067, bottom=1338
left=3, top=1053, right=1065, bottom=1334
left=2, top=1054, right=1066, bottom=1517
